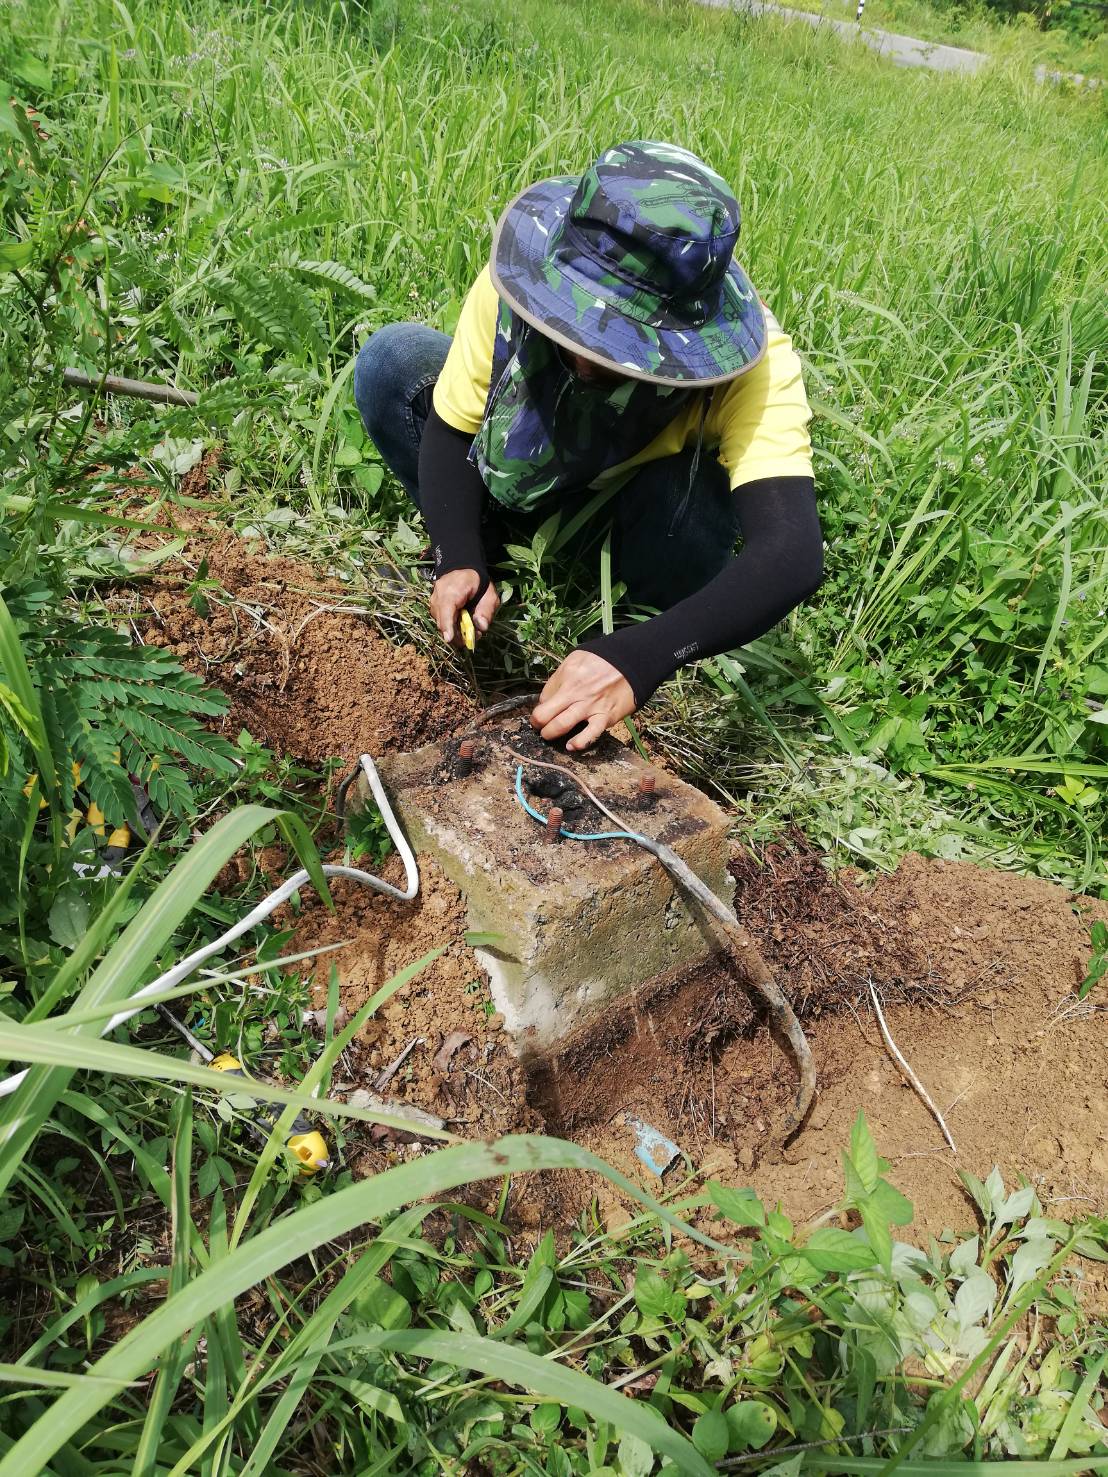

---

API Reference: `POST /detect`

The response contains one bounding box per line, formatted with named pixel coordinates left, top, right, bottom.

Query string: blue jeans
left=353, top=322, right=738, bottom=609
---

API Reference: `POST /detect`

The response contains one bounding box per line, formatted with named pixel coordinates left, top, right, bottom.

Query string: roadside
left=699, top=0, right=1104, bottom=83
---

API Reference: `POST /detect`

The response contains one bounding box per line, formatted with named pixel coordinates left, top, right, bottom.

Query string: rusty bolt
left=546, top=806, right=564, bottom=842
left=458, top=739, right=475, bottom=760
left=638, top=772, right=656, bottom=794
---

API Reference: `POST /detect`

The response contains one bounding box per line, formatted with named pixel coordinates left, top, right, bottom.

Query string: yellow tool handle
left=209, top=1053, right=330, bottom=1173
left=459, top=609, right=476, bottom=651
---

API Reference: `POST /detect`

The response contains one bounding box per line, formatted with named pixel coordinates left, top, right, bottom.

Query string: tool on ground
left=156, top=1004, right=331, bottom=1173
left=510, top=748, right=816, bottom=1140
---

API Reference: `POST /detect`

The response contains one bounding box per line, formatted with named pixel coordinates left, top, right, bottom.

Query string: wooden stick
left=868, top=980, right=958, bottom=1153
left=62, top=367, right=199, bottom=407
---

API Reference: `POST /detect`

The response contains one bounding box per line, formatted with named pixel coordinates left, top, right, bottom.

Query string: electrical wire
left=0, top=755, right=418, bottom=1101
left=513, top=766, right=639, bottom=842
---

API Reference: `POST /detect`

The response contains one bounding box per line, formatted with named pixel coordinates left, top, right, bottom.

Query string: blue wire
left=513, top=766, right=643, bottom=843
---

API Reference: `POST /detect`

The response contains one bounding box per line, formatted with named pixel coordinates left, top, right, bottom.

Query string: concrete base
left=364, top=720, right=734, bottom=1056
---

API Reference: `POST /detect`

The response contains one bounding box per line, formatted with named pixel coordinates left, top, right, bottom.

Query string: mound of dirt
left=114, top=527, right=1106, bottom=1249
left=286, top=833, right=1106, bottom=1248
left=560, top=846, right=1107, bottom=1241
left=127, top=537, right=470, bottom=762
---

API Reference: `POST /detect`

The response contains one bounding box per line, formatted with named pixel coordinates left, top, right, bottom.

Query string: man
left=354, top=140, right=823, bottom=752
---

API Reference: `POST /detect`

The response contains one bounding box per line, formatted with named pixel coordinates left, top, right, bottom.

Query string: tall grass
left=8, top=0, right=1102, bottom=882
left=1, top=0, right=1107, bottom=1468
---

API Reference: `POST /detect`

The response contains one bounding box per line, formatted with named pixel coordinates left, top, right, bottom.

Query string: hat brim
left=490, top=176, right=767, bottom=389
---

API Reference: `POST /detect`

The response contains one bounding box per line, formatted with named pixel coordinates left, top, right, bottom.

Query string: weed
left=1079, top=918, right=1108, bottom=999
left=0, top=0, right=1105, bottom=1468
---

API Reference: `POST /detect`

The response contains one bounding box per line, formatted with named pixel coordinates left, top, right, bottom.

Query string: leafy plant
left=1078, top=917, right=1108, bottom=998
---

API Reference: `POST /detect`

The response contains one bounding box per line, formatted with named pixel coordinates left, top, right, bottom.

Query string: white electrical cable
left=0, top=755, right=418, bottom=1101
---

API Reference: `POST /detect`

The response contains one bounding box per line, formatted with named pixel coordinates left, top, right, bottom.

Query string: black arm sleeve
left=417, top=405, right=489, bottom=580
left=581, top=476, right=824, bottom=707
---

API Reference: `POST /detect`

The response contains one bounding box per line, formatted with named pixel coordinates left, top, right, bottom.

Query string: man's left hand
left=530, top=650, right=635, bottom=752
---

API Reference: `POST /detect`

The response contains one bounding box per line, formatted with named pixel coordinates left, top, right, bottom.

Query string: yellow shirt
left=433, top=265, right=813, bottom=491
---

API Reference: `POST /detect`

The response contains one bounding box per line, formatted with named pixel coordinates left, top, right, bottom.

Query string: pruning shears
left=158, top=1006, right=330, bottom=1174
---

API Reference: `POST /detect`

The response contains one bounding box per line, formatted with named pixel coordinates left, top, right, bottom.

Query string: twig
left=868, top=980, right=958, bottom=1154
left=62, top=367, right=199, bottom=407
left=720, top=1426, right=914, bottom=1468
left=374, top=1036, right=423, bottom=1092
left=290, top=602, right=376, bottom=646
left=463, top=1068, right=508, bottom=1104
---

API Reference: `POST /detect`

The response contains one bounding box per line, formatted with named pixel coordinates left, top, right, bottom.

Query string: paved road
left=699, top=0, right=1098, bottom=84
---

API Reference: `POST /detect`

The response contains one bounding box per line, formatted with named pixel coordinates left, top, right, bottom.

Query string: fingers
left=537, top=700, right=592, bottom=742
left=430, top=570, right=482, bottom=647
left=473, top=582, right=500, bottom=636
left=565, top=714, right=610, bottom=753
left=431, top=594, right=459, bottom=646
left=530, top=685, right=566, bottom=730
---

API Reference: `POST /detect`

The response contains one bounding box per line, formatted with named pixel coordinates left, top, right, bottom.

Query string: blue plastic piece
left=624, top=1114, right=681, bottom=1176
left=513, top=766, right=643, bottom=843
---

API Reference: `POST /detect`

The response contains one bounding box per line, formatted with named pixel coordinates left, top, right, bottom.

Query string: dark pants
left=353, top=322, right=738, bottom=609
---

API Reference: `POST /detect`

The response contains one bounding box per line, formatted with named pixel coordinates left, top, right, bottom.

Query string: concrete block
left=365, top=720, right=734, bottom=1056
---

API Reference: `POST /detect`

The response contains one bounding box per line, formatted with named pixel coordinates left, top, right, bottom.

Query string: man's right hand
left=429, top=568, right=500, bottom=647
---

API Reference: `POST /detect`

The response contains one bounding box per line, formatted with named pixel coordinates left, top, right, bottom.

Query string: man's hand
left=531, top=650, right=635, bottom=752
left=430, top=568, right=499, bottom=647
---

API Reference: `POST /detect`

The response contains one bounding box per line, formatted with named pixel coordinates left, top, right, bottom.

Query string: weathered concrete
left=366, top=723, right=734, bottom=1056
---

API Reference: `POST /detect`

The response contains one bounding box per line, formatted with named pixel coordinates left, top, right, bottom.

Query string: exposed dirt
left=285, top=826, right=1108, bottom=1250
left=114, top=527, right=1107, bottom=1253
left=557, top=845, right=1108, bottom=1244
left=120, top=536, right=469, bottom=761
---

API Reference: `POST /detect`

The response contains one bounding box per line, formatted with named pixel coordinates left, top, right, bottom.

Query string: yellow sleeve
left=431, top=266, right=498, bottom=434
left=714, top=312, right=813, bottom=489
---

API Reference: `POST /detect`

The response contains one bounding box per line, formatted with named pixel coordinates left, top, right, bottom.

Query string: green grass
left=0, top=0, right=1107, bottom=1468
left=798, top=0, right=1107, bottom=75
left=6, top=0, right=1105, bottom=886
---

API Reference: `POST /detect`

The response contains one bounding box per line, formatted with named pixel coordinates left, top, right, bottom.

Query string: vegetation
left=0, top=0, right=1106, bottom=1470
left=811, top=0, right=1107, bottom=75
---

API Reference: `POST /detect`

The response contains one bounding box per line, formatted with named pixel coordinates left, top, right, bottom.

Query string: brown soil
left=287, top=827, right=1108, bottom=1249
left=555, top=846, right=1108, bottom=1241
left=115, top=527, right=1107, bottom=1251
left=119, top=535, right=469, bottom=761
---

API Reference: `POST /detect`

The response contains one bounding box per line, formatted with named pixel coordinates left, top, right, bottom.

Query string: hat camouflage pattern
left=469, top=297, right=697, bottom=511
left=490, top=140, right=766, bottom=388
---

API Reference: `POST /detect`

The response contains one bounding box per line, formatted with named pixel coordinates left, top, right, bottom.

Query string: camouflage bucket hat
left=490, top=140, right=766, bottom=388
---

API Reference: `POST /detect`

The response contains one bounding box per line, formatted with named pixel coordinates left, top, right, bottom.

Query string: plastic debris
left=623, top=1113, right=681, bottom=1176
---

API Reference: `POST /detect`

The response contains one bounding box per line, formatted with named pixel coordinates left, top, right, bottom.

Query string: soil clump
left=118, top=535, right=469, bottom=762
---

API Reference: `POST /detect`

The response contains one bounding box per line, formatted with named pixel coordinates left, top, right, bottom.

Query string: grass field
left=1, top=0, right=1107, bottom=1469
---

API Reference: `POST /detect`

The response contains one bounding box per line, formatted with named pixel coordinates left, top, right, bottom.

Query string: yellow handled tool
left=157, top=1002, right=331, bottom=1175
left=209, top=1053, right=331, bottom=1174
left=459, top=609, right=476, bottom=652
